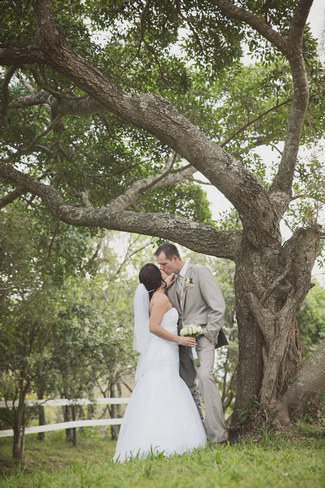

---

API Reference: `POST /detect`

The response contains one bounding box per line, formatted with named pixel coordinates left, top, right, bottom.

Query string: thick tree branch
left=287, top=0, right=314, bottom=45
left=0, top=159, right=241, bottom=260
left=0, top=66, right=16, bottom=121
left=14, top=91, right=104, bottom=116
left=107, top=152, right=178, bottom=212
left=211, top=0, right=312, bottom=219
left=158, top=164, right=196, bottom=186
left=0, top=187, right=26, bottom=209
left=210, top=0, right=289, bottom=56
left=14, top=91, right=51, bottom=108
left=29, top=0, right=281, bottom=249
left=68, top=151, right=194, bottom=209
left=269, top=0, right=312, bottom=205
left=0, top=43, right=45, bottom=66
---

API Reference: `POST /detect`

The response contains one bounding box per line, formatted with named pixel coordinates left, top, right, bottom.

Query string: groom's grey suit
left=167, top=263, right=228, bottom=443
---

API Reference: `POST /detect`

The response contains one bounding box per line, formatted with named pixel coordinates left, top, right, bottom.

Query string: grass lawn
left=0, top=422, right=324, bottom=487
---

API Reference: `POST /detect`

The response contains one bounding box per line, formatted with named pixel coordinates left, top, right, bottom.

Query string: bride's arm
left=149, top=295, right=196, bottom=347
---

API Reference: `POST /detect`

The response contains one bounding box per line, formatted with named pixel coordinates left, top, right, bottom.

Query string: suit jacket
left=167, top=263, right=228, bottom=348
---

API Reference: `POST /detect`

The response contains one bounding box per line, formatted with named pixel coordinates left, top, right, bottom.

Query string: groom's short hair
left=155, top=243, right=181, bottom=260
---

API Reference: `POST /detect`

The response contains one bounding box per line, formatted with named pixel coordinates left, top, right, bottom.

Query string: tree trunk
left=37, top=391, right=45, bottom=441
left=78, top=406, right=85, bottom=434
left=12, top=380, right=27, bottom=461
left=222, top=364, right=237, bottom=412
left=232, top=226, right=321, bottom=428
left=71, top=405, right=77, bottom=447
left=109, top=383, right=121, bottom=441
left=116, top=382, right=122, bottom=435
left=63, top=405, right=73, bottom=442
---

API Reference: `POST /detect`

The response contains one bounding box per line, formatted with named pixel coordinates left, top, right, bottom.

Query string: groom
left=155, top=242, right=228, bottom=445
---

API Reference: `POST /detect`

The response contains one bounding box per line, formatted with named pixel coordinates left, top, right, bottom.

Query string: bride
left=113, top=263, right=207, bottom=462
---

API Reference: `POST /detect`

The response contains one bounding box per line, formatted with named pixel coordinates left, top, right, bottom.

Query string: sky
left=308, top=0, right=325, bottom=49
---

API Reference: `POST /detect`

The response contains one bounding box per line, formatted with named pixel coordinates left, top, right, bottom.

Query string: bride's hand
left=162, top=271, right=175, bottom=289
left=179, top=336, right=197, bottom=347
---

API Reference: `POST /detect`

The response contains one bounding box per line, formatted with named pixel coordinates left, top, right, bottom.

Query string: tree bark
left=232, top=225, right=322, bottom=423
left=37, top=391, right=46, bottom=442
left=109, top=383, right=121, bottom=441
left=71, top=405, right=77, bottom=447
left=274, top=339, right=325, bottom=427
left=63, top=404, right=73, bottom=442
left=12, top=379, right=27, bottom=462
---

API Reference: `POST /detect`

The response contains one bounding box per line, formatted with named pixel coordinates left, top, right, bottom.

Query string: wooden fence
left=0, top=397, right=129, bottom=438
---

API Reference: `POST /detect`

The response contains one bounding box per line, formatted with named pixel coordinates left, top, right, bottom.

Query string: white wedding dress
left=113, top=308, right=207, bottom=462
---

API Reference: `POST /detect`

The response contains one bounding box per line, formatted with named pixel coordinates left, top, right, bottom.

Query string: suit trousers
left=196, top=336, right=227, bottom=442
left=179, top=345, right=205, bottom=425
left=179, top=337, right=227, bottom=443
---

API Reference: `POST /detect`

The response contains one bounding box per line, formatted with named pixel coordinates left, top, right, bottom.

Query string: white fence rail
left=0, top=397, right=129, bottom=438
left=0, top=398, right=129, bottom=408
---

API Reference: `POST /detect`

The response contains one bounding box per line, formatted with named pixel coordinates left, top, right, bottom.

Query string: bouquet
left=180, top=324, right=203, bottom=367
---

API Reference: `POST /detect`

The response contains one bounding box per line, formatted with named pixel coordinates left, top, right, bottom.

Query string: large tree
left=0, top=0, right=324, bottom=427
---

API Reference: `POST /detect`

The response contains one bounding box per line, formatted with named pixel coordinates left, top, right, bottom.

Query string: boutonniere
left=184, top=278, right=195, bottom=291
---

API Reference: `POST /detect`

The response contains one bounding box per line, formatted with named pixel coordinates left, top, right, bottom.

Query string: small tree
left=0, top=202, right=94, bottom=460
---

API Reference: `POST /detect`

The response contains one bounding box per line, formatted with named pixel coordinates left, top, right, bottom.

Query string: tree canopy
left=1, top=0, right=324, bottom=250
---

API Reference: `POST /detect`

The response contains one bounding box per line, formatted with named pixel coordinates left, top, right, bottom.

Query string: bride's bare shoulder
left=152, top=292, right=168, bottom=305
left=151, top=292, right=170, bottom=312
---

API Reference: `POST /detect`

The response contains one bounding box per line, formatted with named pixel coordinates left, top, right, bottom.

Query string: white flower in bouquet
left=180, top=324, right=203, bottom=338
left=180, top=324, right=203, bottom=366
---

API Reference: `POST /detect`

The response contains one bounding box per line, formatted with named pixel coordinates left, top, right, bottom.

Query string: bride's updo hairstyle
left=139, top=263, right=164, bottom=300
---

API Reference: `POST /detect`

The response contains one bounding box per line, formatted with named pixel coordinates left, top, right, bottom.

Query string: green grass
left=0, top=424, right=324, bottom=488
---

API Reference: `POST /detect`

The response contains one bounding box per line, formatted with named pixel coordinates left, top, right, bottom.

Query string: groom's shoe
left=208, top=438, right=229, bottom=449
left=218, top=440, right=229, bottom=447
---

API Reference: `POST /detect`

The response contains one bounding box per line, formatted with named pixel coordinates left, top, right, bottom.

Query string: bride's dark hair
left=139, top=263, right=165, bottom=300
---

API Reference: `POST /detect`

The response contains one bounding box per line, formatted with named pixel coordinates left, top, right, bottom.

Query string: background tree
left=296, top=282, right=325, bottom=356
left=0, top=0, right=324, bottom=433
left=89, top=233, right=151, bottom=440
left=0, top=200, right=95, bottom=460
left=0, top=220, right=153, bottom=460
left=274, top=338, right=325, bottom=428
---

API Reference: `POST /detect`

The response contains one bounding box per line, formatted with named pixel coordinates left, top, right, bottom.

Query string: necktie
left=176, top=274, right=184, bottom=307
